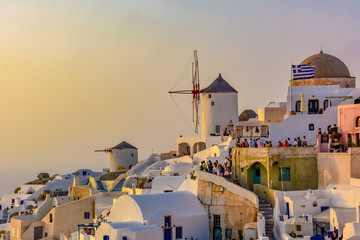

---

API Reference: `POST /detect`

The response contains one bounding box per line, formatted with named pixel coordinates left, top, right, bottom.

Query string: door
left=286, top=202, right=290, bottom=218
left=34, top=226, right=43, bottom=240
left=253, top=167, right=261, bottom=184
left=164, top=229, right=172, bottom=240
left=213, top=228, right=222, bottom=240
left=308, top=99, right=319, bottom=114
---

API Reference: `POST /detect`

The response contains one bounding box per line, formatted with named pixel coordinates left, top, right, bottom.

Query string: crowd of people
left=235, top=137, right=273, bottom=148
left=199, top=156, right=232, bottom=177
left=277, top=136, right=308, bottom=147
left=234, top=136, right=309, bottom=148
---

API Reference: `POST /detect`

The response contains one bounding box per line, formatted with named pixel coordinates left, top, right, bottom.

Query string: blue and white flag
left=292, top=65, right=315, bottom=80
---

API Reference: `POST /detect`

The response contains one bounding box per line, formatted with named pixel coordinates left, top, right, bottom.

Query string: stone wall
left=198, top=172, right=258, bottom=240
left=69, top=186, right=93, bottom=200
left=317, top=148, right=360, bottom=189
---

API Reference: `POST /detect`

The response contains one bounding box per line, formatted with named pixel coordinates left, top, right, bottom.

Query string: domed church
left=267, top=50, right=359, bottom=145
left=291, top=50, right=355, bottom=88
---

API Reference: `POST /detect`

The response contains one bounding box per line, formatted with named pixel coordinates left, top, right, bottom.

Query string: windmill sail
left=169, top=50, right=201, bottom=134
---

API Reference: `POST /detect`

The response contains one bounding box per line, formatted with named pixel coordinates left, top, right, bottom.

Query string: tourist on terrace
left=284, top=140, right=289, bottom=147
left=245, top=139, right=249, bottom=147
left=293, top=138, right=298, bottom=147
left=328, top=125, right=333, bottom=134
left=278, top=141, right=283, bottom=147
left=330, top=230, right=338, bottom=240
left=332, top=124, right=338, bottom=133
left=297, top=137, right=302, bottom=146
left=317, top=128, right=322, bottom=134
left=269, top=141, right=273, bottom=147
left=200, top=161, right=206, bottom=171
left=207, top=160, right=214, bottom=173
left=302, top=136, right=307, bottom=146
left=290, top=231, right=296, bottom=238
left=249, top=138, right=253, bottom=147
left=287, top=137, right=292, bottom=146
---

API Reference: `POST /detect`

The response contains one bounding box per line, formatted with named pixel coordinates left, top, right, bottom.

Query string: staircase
left=259, top=199, right=274, bottom=240
left=96, top=180, right=107, bottom=192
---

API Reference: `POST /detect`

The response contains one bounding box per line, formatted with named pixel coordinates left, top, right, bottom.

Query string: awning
left=313, top=209, right=330, bottom=222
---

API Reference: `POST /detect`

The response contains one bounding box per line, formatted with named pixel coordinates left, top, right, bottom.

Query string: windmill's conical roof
left=201, top=73, right=237, bottom=93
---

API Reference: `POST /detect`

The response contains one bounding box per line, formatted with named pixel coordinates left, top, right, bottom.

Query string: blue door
left=164, top=229, right=171, bottom=240
left=253, top=167, right=261, bottom=184
left=286, top=202, right=290, bottom=218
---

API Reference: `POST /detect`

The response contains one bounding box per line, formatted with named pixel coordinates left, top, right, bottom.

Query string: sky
left=0, top=0, right=360, bottom=195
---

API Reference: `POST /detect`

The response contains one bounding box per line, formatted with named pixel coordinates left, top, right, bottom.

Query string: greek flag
left=292, top=65, right=315, bottom=80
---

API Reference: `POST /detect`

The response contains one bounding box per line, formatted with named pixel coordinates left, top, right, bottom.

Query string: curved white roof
left=109, top=191, right=205, bottom=223
left=163, top=162, right=192, bottom=175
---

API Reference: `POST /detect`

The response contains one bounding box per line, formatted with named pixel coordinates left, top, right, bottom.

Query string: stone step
left=259, top=203, right=272, bottom=207
left=260, top=207, right=273, bottom=212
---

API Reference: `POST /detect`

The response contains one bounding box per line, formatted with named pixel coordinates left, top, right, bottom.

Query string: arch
left=355, top=116, right=360, bottom=128
left=193, top=142, right=206, bottom=154
left=178, top=143, right=190, bottom=156
left=246, top=161, right=268, bottom=191
left=354, top=98, right=360, bottom=104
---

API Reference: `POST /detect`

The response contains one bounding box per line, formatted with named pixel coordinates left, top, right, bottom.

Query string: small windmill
left=169, top=50, right=200, bottom=133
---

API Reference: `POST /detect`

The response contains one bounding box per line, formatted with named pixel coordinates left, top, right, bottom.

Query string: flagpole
left=290, top=64, right=293, bottom=113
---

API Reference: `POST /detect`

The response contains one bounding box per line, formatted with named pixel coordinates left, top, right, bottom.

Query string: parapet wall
left=198, top=171, right=258, bottom=240
left=198, top=171, right=259, bottom=207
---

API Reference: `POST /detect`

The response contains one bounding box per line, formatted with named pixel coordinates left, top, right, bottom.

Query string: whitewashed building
left=95, top=191, right=209, bottom=240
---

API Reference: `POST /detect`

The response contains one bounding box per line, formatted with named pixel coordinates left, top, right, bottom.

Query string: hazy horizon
left=1, top=0, right=360, bottom=195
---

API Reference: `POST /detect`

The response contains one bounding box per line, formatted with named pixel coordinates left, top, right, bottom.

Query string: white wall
left=202, top=92, right=238, bottom=137
left=286, top=85, right=354, bottom=115
left=269, top=106, right=337, bottom=146
left=110, top=148, right=138, bottom=172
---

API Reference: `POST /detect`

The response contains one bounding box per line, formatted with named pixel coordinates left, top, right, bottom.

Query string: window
left=309, top=123, right=314, bottom=131
left=208, top=94, right=212, bottom=98
left=324, top=100, right=329, bottom=111
left=84, top=212, right=90, bottom=219
left=103, top=236, right=109, bottom=240
left=122, top=237, right=127, bottom=240
left=176, top=227, right=183, bottom=239
left=216, top=125, right=220, bottom=134
left=164, top=216, right=171, bottom=227
left=296, top=225, right=301, bottom=231
left=225, top=229, right=232, bottom=239
left=214, top=215, right=221, bottom=228
left=49, top=213, right=53, bottom=223
left=308, top=99, right=319, bottom=114
left=241, top=168, right=244, bottom=172
left=279, top=167, right=291, bottom=181
left=211, top=101, right=214, bottom=106
left=131, top=153, right=134, bottom=157
left=11, top=199, right=15, bottom=204
left=0, top=205, right=2, bottom=210
left=295, top=101, right=301, bottom=112
left=82, top=171, right=87, bottom=176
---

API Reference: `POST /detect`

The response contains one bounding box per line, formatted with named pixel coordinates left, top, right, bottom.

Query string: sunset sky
left=1, top=0, right=360, bottom=195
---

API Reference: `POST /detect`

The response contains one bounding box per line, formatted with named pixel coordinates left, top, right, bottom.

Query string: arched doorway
left=247, top=162, right=268, bottom=191
left=193, top=142, right=206, bottom=154
left=178, top=143, right=191, bottom=156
